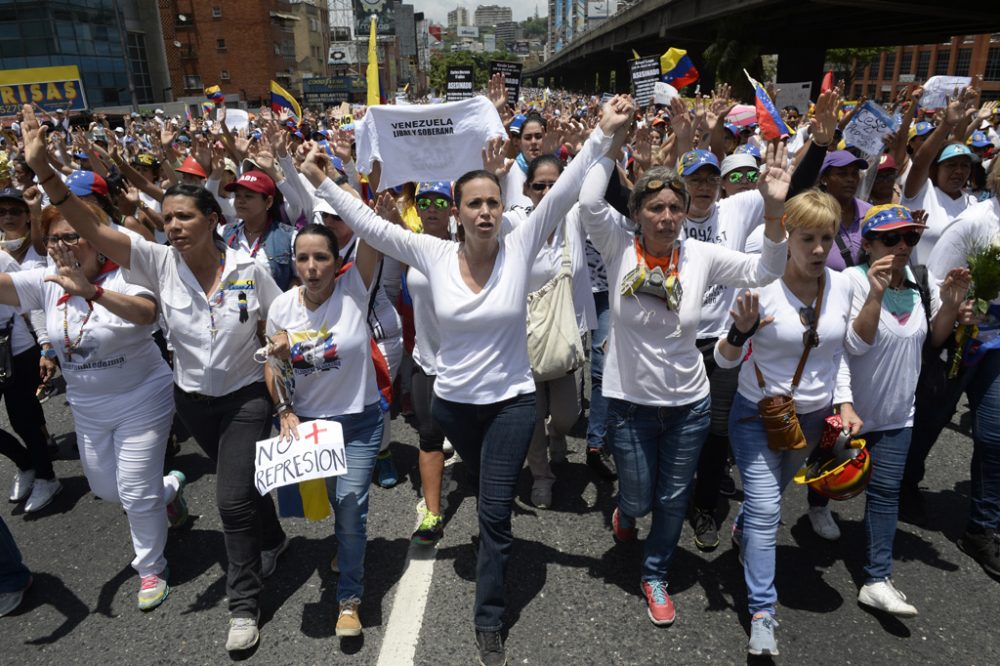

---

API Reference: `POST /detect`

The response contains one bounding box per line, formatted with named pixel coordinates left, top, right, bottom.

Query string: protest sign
left=843, top=100, right=898, bottom=156
left=775, top=82, right=812, bottom=116
left=489, top=61, right=523, bottom=106
left=224, top=108, right=250, bottom=130
left=254, top=420, right=347, bottom=495
left=0, top=65, right=87, bottom=116
left=628, top=56, right=661, bottom=107
left=920, top=76, right=972, bottom=110
left=653, top=81, right=678, bottom=106
left=446, top=65, right=475, bottom=102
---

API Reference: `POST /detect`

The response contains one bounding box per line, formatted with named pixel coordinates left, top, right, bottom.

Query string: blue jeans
left=431, top=392, right=536, bottom=632
left=607, top=395, right=711, bottom=582
left=0, top=515, right=30, bottom=594
left=863, top=428, right=911, bottom=581
left=965, top=349, right=1000, bottom=532
left=586, top=290, right=610, bottom=450
left=316, top=403, right=384, bottom=603
left=729, top=393, right=828, bottom=616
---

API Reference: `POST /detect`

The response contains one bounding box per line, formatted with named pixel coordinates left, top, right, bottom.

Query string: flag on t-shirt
left=745, top=70, right=790, bottom=140
left=660, top=48, right=699, bottom=89
left=270, top=80, right=301, bottom=121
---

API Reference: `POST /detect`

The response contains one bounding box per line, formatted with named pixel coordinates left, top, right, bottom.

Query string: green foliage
left=702, top=18, right=765, bottom=102
left=429, top=50, right=513, bottom=92
left=967, top=241, right=1000, bottom=314
left=825, top=47, right=891, bottom=90
left=521, top=16, right=547, bottom=40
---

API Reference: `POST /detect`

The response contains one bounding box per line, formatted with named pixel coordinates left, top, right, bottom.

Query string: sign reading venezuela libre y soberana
left=0, top=65, right=87, bottom=116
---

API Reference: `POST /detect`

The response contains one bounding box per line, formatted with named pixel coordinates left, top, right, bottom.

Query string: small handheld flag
left=745, top=70, right=790, bottom=140
left=660, top=48, right=699, bottom=90
left=200, top=101, right=215, bottom=118
left=205, top=85, right=225, bottom=106
left=270, top=80, right=302, bottom=121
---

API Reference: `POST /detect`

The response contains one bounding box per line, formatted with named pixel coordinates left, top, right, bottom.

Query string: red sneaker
left=641, top=580, right=675, bottom=626
left=612, top=508, right=637, bottom=543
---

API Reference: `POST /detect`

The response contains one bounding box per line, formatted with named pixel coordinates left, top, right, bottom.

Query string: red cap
left=877, top=153, right=897, bottom=172
left=175, top=155, right=207, bottom=179
left=224, top=170, right=277, bottom=197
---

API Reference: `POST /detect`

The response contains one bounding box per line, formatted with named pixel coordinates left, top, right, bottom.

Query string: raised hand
left=811, top=89, right=841, bottom=146
left=482, top=136, right=513, bottom=178
left=487, top=72, right=508, bottom=113
left=599, top=94, right=636, bottom=137
left=330, top=129, right=353, bottom=163
left=940, top=267, right=972, bottom=310
left=374, top=191, right=404, bottom=227
left=759, top=140, right=791, bottom=213
left=729, top=289, right=772, bottom=335
left=44, top=243, right=97, bottom=299
left=866, top=254, right=895, bottom=300
left=20, top=105, right=51, bottom=173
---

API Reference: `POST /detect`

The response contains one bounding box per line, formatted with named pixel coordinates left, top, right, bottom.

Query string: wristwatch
left=41, top=347, right=57, bottom=360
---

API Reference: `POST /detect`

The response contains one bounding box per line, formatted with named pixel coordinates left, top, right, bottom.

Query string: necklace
left=207, top=252, right=227, bottom=339
left=62, top=301, right=94, bottom=361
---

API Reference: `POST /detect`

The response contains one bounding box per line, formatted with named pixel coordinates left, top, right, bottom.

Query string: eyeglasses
left=726, top=170, right=759, bottom=184
left=0, top=207, right=26, bottom=216
left=529, top=181, right=556, bottom=192
left=416, top=197, right=449, bottom=210
left=685, top=174, right=722, bottom=187
left=869, top=230, right=921, bottom=247
left=44, top=232, right=81, bottom=246
left=799, top=305, right=820, bottom=348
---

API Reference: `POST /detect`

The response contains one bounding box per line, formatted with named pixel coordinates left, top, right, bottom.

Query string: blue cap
left=73, top=151, right=88, bottom=160
left=65, top=170, right=109, bottom=198
left=910, top=121, right=935, bottom=140
left=734, top=144, right=761, bottom=159
left=415, top=181, right=453, bottom=200
left=677, top=149, right=720, bottom=176
left=862, top=204, right=924, bottom=237
left=723, top=123, right=740, bottom=138
left=938, top=143, right=977, bottom=163
left=969, top=130, right=991, bottom=148
left=509, top=114, right=527, bottom=135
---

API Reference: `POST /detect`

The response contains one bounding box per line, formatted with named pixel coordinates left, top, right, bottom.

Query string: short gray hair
left=628, top=166, right=691, bottom=218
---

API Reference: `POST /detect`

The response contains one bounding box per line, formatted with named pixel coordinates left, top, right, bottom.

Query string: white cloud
left=409, top=1, right=544, bottom=25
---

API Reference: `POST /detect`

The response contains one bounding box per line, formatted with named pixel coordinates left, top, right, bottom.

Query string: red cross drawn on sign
left=304, top=423, right=327, bottom=445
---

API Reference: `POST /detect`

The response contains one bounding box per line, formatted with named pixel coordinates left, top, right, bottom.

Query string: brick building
left=854, top=34, right=1000, bottom=103
left=288, top=0, right=331, bottom=92
left=159, top=0, right=302, bottom=105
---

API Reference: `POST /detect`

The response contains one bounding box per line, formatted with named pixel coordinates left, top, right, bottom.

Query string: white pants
left=377, top=336, right=403, bottom=454
left=72, top=378, right=176, bottom=578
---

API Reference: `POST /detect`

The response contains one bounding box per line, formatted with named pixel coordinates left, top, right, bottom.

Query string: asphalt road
left=1, top=381, right=998, bottom=666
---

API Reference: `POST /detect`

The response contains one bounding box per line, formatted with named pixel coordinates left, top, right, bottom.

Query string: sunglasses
left=0, top=206, right=26, bottom=216
left=45, top=232, right=82, bottom=246
left=868, top=230, right=921, bottom=247
left=799, top=305, right=820, bottom=348
left=416, top=196, right=450, bottom=210
left=726, top=170, right=759, bottom=184
left=529, top=181, right=556, bottom=192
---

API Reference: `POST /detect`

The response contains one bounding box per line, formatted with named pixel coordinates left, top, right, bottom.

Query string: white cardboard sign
left=843, top=100, right=898, bottom=156
left=254, top=419, right=347, bottom=495
left=920, top=76, right=972, bottom=111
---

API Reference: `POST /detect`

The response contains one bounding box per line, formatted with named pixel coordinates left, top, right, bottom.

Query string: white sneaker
left=9, top=469, right=34, bottom=502
left=24, top=478, right=62, bottom=513
left=808, top=506, right=841, bottom=541
left=225, top=614, right=260, bottom=651
left=858, top=579, right=918, bottom=617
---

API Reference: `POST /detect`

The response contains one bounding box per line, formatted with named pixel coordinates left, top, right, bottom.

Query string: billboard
left=353, top=0, right=397, bottom=37
left=446, top=65, right=475, bottom=102
left=328, top=42, right=358, bottom=65
left=457, top=26, right=479, bottom=38
left=302, top=76, right=367, bottom=105
left=0, top=65, right=87, bottom=116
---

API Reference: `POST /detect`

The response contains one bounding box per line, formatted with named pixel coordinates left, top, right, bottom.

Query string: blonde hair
left=784, top=188, right=840, bottom=235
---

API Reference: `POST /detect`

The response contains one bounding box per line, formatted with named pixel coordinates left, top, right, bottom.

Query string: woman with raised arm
left=298, top=96, right=634, bottom=666
left=19, top=105, right=288, bottom=654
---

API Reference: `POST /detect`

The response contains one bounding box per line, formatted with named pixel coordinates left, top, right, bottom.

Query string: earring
left=97, top=253, right=106, bottom=264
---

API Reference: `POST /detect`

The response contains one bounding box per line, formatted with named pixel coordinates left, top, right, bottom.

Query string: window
left=331, top=27, right=350, bottom=41
left=882, top=52, right=896, bottom=79
left=935, top=51, right=951, bottom=75
left=915, top=51, right=931, bottom=80
left=183, top=74, right=203, bottom=90
left=898, top=51, right=912, bottom=75
left=217, top=38, right=226, bottom=50
left=212, top=6, right=222, bottom=18
left=986, top=48, right=1000, bottom=81
left=220, top=69, right=230, bottom=80
left=955, top=48, right=973, bottom=76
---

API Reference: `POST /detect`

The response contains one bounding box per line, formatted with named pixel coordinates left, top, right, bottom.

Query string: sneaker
left=335, top=598, right=362, bottom=637
left=0, top=575, right=31, bottom=617
left=442, top=438, right=454, bottom=455
left=225, top=614, right=260, bottom=651
left=24, top=478, right=61, bottom=513
left=475, top=630, right=507, bottom=666
left=731, top=523, right=745, bottom=566
left=719, top=466, right=738, bottom=497
left=858, top=579, right=918, bottom=617
left=36, top=382, right=56, bottom=403
left=137, top=569, right=170, bottom=611
left=166, top=470, right=188, bottom=528
left=411, top=512, right=444, bottom=546
left=898, top=484, right=928, bottom=527
left=808, top=506, right=841, bottom=541
left=586, top=448, right=617, bottom=481
left=640, top=580, right=675, bottom=626
left=748, top=612, right=779, bottom=656
left=374, top=451, right=398, bottom=488
left=692, top=508, right=720, bottom=551
left=530, top=483, right=552, bottom=509
left=261, top=536, right=290, bottom=578
left=9, top=469, right=34, bottom=503
left=612, top=507, right=637, bottom=543
left=958, top=529, right=1000, bottom=577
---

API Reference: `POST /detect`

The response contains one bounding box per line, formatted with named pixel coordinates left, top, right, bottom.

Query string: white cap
left=114, top=127, right=125, bottom=133
left=313, top=199, right=337, bottom=217
left=720, top=153, right=758, bottom=176
left=155, top=108, right=164, bottom=114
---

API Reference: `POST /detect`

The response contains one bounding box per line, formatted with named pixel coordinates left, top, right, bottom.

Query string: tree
left=825, top=47, right=891, bottom=93
left=702, top=19, right=766, bottom=102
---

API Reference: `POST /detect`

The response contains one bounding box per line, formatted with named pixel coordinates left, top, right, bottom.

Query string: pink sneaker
left=612, top=508, right=637, bottom=543
left=641, top=580, right=676, bottom=626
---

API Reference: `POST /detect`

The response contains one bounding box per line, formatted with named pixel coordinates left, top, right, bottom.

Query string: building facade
left=447, top=6, right=469, bottom=31
left=474, top=5, right=513, bottom=28
left=853, top=34, right=1000, bottom=103
left=288, top=0, right=332, bottom=91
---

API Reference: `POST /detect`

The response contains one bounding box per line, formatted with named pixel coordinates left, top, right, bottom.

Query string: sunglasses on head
left=726, top=170, right=759, bottom=184
left=416, top=197, right=450, bottom=210
left=529, top=181, right=556, bottom=192
left=868, top=229, right=921, bottom=247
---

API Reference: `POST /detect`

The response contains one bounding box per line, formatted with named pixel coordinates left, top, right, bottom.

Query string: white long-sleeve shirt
left=580, top=156, right=787, bottom=407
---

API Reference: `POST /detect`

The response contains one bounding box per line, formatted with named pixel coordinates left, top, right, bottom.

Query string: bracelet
left=50, top=190, right=71, bottom=206
left=726, top=317, right=760, bottom=347
left=812, top=139, right=831, bottom=149
left=38, top=172, right=57, bottom=187
left=90, top=285, right=105, bottom=302
left=275, top=401, right=292, bottom=415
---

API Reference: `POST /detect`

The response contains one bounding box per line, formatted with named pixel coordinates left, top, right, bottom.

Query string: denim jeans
left=964, top=349, right=1000, bottom=532
left=0, top=515, right=30, bottom=594
left=431, top=392, right=536, bottom=632
left=586, top=290, right=610, bottom=451
left=174, top=381, right=287, bottom=619
left=863, top=428, right=911, bottom=581
left=607, top=395, right=711, bottom=582
left=316, top=403, right=383, bottom=603
left=729, top=392, right=828, bottom=616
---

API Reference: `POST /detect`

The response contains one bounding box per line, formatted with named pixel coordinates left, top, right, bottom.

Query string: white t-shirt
left=901, top=180, right=975, bottom=265
left=406, top=265, right=441, bottom=376
left=843, top=266, right=934, bottom=432
left=725, top=268, right=854, bottom=414
left=266, top=267, right=379, bottom=418
left=580, top=157, right=787, bottom=407
left=123, top=237, right=282, bottom=396
left=11, top=267, right=171, bottom=405
left=683, top=190, right=766, bottom=338
left=0, top=252, right=35, bottom=355
left=502, top=163, right=532, bottom=212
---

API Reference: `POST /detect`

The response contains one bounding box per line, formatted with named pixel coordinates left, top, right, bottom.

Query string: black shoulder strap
left=834, top=232, right=854, bottom=267
left=906, top=264, right=934, bottom=334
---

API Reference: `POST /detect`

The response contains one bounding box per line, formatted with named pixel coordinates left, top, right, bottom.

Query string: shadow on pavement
left=15, top=572, right=90, bottom=645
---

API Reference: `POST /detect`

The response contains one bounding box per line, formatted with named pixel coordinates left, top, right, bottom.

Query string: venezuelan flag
left=745, top=70, right=790, bottom=140
left=270, top=80, right=302, bottom=120
left=204, top=84, right=225, bottom=105
left=277, top=480, right=331, bottom=521
left=660, top=48, right=699, bottom=89
left=366, top=15, right=379, bottom=107
left=200, top=101, right=215, bottom=117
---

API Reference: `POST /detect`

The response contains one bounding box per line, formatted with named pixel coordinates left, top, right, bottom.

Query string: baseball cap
left=720, top=153, right=758, bottom=177
left=224, top=169, right=277, bottom=197
left=862, top=204, right=925, bottom=237
left=969, top=130, right=991, bottom=148
left=154, top=108, right=164, bottom=115
left=73, top=151, right=89, bottom=160
left=133, top=153, right=159, bottom=168
left=509, top=114, right=527, bottom=135
left=735, top=144, right=761, bottom=159
left=820, top=150, right=869, bottom=174
left=876, top=154, right=898, bottom=172
left=723, top=123, right=740, bottom=138
left=114, top=127, right=125, bottom=134
left=0, top=188, right=25, bottom=204
left=677, top=150, right=721, bottom=176
left=66, top=170, right=109, bottom=198
left=908, top=121, right=935, bottom=142
left=223, top=158, right=238, bottom=175
left=175, top=155, right=207, bottom=179
left=415, top=181, right=453, bottom=201
left=937, top=143, right=977, bottom=164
